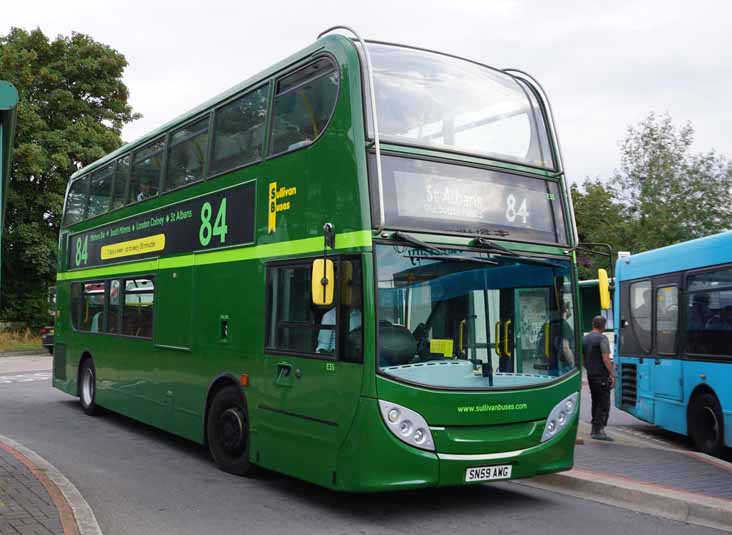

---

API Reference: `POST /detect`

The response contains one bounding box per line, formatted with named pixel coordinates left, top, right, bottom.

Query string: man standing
left=583, top=315, right=615, bottom=441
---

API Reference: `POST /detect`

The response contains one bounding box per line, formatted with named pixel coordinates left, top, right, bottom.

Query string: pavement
left=0, top=353, right=730, bottom=534
left=522, top=375, right=732, bottom=532
left=0, top=352, right=100, bottom=535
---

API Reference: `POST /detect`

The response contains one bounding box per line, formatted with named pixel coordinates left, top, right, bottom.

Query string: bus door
left=258, top=257, right=363, bottom=487
left=652, top=275, right=683, bottom=401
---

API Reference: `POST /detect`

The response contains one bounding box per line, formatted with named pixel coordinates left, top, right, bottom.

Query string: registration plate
left=465, top=464, right=512, bottom=482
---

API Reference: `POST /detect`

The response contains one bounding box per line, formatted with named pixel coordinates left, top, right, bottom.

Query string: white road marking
left=0, top=372, right=52, bottom=384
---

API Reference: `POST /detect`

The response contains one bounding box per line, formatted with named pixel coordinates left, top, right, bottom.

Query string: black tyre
left=688, top=392, right=725, bottom=457
left=79, top=359, right=100, bottom=416
left=206, top=385, right=254, bottom=475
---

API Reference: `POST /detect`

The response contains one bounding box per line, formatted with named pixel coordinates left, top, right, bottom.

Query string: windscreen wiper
left=405, top=254, right=498, bottom=265
left=392, top=231, right=443, bottom=254
left=472, top=237, right=558, bottom=267
left=471, top=237, right=516, bottom=256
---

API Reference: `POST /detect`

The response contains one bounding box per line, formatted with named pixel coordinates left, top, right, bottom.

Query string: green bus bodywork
left=53, top=34, right=581, bottom=491
left=0, top=81, right=19, bottom=295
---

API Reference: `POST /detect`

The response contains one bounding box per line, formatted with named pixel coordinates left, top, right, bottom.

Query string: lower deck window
left=70, top=277, right=154, bottom=338
left=265, top=258, right=363, bottom=360
left=71, top=281, right=106, bottom=332
left=122, top=278, right=155, bottom=338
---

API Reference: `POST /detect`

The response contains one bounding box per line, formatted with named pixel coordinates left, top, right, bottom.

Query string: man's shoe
left=594, top=428, right=614, bottom=441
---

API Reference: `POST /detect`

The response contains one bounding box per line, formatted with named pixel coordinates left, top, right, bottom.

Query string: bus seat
left=378, top=322, right=416, bottom=367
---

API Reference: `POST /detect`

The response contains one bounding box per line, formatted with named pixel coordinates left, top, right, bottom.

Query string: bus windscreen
left=367, top=43, right=555, bottom=170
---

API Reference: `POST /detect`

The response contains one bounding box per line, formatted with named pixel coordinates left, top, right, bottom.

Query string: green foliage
left=574, top=112, right=732, bottom=279
left=0, top=28, right=139, bottom=326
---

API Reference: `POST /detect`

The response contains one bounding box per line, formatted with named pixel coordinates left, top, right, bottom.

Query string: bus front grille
left=620, top=364, right=637, bottom=408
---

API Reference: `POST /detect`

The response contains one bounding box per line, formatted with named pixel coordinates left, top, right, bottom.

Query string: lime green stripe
left=57, top=230, right=373, bottom=282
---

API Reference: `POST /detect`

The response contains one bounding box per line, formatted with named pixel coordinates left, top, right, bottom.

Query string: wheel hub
left=699, top=406, right=720, bottom=448
left=82, top=368, right=94, bottom=405
left=218, top=407, right=245, bottom=454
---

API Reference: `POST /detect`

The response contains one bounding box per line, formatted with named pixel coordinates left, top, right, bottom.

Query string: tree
left=612, top=112, right=732, bottom=252
left=571, top=180, right=629, bottom=280
left=0, top=28, right=139, bottom=325
left=573, top=112, right=732, bottom=279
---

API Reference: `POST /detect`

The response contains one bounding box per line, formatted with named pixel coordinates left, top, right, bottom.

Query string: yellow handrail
left=459, top=319, right=466, bottom=355
left=504, top=320, right=512, bottom=358
left=494, top=321, right=503, bottom=358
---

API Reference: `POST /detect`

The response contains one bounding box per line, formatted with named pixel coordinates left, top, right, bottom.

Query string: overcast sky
left=4, top=0, right=731, bottom=183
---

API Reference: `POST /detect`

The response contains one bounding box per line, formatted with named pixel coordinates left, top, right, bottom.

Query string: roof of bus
left=69, top=34, right=350, bottom=182
left=615, top=231, right=732, bottom=281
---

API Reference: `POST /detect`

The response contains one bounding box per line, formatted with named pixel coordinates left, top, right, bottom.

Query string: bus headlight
left=378, top=400, right=435, bottom=451
left=541, top=392, right=579, bottom=443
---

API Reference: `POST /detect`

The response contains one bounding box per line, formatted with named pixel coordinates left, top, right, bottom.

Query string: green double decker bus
left=53, top=27, right=581, bottom=491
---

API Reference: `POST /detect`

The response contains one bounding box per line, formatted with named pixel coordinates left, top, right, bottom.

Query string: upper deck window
left=211, top=86, right=268, bottom=175
left=129, top=138, right=165, bottom=203
left=268, top=58, right=339, bottom=156
left=87, top=163, right=114, bottom=218
left=166, top=116, right=209, bottom=190
left=63, top=176, right=89, bottom=226
left=367, top=44, right=555, bottom=170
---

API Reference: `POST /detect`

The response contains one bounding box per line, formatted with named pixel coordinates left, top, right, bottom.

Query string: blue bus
left=613, top=231, right=732, bottom=457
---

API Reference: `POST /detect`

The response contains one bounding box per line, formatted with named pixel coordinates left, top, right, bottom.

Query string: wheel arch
left=203, top=373, right=246, bottom=445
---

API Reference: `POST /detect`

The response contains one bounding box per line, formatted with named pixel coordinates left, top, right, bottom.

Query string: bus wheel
left=207, top=386, right=253, bottom=475
left=688, top=392, right=725, bottom=457
left=79, top=359, right=100, bottom=416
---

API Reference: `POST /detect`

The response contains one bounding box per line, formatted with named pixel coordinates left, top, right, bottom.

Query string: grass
left=0, top=329, right=43, bottom=353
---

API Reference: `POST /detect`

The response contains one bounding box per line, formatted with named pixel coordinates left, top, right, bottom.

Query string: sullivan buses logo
left=267, top=181, right=297, bottom=233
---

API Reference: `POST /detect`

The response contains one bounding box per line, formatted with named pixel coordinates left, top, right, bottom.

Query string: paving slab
left=0, top=434, right=101, bottom=535
left=0, top=443, right=65, bottom=535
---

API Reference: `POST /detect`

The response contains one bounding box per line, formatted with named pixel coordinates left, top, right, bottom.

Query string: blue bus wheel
left=688, top=393, right=724, bottom=457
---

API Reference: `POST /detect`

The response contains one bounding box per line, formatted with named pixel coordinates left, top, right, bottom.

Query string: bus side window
left=166, top=116, right=209, bottom=191
left=685, top=268, right=732, bottom=356
left=266, top=263, right=325, bottom=355
left=129, top=139, right=164, bottom=204
left=122, top=278, right=155, bottom=338
left=87, top=163, right=114, bottom=218
left=210, top=86, right=268, bottom=176
left=70, top=283, right=83, bottom=329
left=629, top=280, right=652, bottom=353
left=655, top=286, right=678, bottom=354
left=63, top=176, right=89, bottom=226
left=338, top=258, right=363, bottom=363
left=269, top=57, right=339, bottom=156
left=107, top=280, right=121, bottom=334
left=111, top=156, right=130, bottom=210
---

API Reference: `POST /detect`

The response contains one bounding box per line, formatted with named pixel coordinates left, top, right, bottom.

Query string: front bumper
left=335, top=397, right=576, bottom=492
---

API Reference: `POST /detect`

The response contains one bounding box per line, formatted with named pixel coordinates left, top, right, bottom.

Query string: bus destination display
left=69, top=182, right=255, bottom=269
left=377, top=155, right=566, bottom=244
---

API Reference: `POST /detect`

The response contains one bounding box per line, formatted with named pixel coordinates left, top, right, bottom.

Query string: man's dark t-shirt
left=583, top=331, right=610, bottom=378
